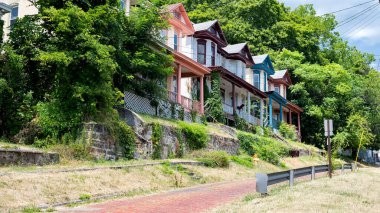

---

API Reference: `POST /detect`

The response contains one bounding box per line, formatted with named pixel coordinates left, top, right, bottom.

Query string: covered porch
left=267, top=91, right=303, bottom=140
left=266, top=91, right=287, bottom=130
left=212, top=67, right=268, bottom=126
left=286, top=102, right=303, bottom=140
left=167, top=51, right=210, bottom=114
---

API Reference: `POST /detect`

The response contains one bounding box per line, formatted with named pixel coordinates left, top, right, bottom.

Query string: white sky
left=279, top=0, right=380, bottom=70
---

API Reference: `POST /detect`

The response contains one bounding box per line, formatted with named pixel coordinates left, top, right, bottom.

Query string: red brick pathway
left=61, top=179, right=256, bottom=213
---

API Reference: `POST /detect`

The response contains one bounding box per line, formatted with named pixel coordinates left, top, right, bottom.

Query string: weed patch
left=179, top=122, right=209, bottom=150
left=192, top=150, right=229, bottom=168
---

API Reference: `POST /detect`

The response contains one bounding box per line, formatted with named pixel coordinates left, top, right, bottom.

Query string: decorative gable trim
left=165, top=3, right=195, bottom=35
left=193, top=20, right=228, bottom=47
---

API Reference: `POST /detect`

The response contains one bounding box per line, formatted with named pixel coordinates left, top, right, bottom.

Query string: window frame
left=174, top=32, right=178, bottom=51
left=197, top=39, right=207, bottom=65
left=274, top=86, right=280, bottom=94
left=10, top=6, right=19, bottom=27
left=211, top=42, right=216, bottom=66
left=253, top=73, right=260, bottom=88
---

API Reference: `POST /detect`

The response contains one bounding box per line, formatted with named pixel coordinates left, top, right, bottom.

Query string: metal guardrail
left=256, top=163, right=357, bottom=194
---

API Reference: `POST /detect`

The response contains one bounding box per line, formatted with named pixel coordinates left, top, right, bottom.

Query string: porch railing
left=223, top=103, right=234, bottom=115
left=168, top=91, right=201, bottom=114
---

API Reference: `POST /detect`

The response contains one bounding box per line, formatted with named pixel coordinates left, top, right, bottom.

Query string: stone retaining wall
left=85, top=109, right=240, bottom=160
left=0, top=149, right=59, bottom=166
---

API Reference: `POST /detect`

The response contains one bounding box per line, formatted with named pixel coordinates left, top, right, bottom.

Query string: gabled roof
left=164, top=3, right=194, bottom=35
left=271, top=69, right=292, bottom=86
left=272, top=70, right=287, bottom=79
left=252, top=54, right=268, bottom=64
left=193, top=20, right=228, bottom=46
left=252, top=54, right=275, bottom=75
left=221, top=43, right=254, bottom=66
left=193, top=20, right=218, bottom=31
left=222, top=43, right=247, bottom=54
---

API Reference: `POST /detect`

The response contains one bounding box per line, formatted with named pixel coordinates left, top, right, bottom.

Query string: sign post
left=324, top=119, right=333, bottom=179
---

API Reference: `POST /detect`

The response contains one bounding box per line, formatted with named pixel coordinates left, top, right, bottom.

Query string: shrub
left=178, top=106, right=185, bottom=121
left=279, top=122, right=297, bottom=141
left=108, top=121, right=136, bottom=159
left=237, top=132, right=289, bottom=165
left=179, top=122, right=209, bottom=150
left=151, top=122, right=163, bottom=159
left=192, top=150, right=230, bottom=168
left=190, top=110, right=197, bottom=122
left=201, top=115, right=207, bottom=126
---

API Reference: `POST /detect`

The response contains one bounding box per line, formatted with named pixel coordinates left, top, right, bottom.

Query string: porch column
left=260, top=99, right=264, bottom=127
left=247, top=92, right=251, bottom=123
left=289, top=110, right=292, bottom=125
left=297, top=112, right=301, bottom=136
left=269, top=97, right=273, bottom=127
left=177, top=64, right=182, bottom=104
left=232, top=83, right=236, bottom=114
left=279, top=104, right=283, bottom=122
left=200, top=75, right=204, bottom=114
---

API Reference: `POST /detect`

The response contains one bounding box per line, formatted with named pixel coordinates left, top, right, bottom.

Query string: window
left=197, top=40, right=206, bottom=65
left=174, top=32, right=178, bottom=51
left=10, top=6, right=18, bottom=27
left=211, top=43, right=216, bottom=66
left=241, top=66, right=245, bottom=79
left=159, top=30, right=167, bottom=43
left=274, top=86, right=280, bottom=94
left=254, top=74, right=260, bottom=88
left=264, top=72, right=267, bottom=91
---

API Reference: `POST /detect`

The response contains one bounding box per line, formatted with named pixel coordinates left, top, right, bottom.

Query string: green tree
left=1, top=1, right=172, bottom=141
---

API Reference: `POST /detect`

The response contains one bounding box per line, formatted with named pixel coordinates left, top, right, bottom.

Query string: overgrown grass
left=178, top=122, right=209, bottom=150
left=212, top=168, right=380, bottom=213
left=237, top=131, right=290, bottom=165
left=230, top=155, right=253, bottom=168
left=191, top=150, right=230, bottom=168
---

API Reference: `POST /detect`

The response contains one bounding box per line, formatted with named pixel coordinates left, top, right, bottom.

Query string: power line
left=341, top=4, right=380, bottom=36
left=344, top=12, right=380, bottom=39
left=336, top=2, right=379, bottom=28
left=321, top=0, right=377, bottom=15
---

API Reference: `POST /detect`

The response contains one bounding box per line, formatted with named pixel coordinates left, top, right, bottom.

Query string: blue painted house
left=246, top=55, right=303, bottom=139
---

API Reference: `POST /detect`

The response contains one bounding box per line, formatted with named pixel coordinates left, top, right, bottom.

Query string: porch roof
left=266, top=91, right=287, bottom=105
left=152, top=39, right=210, bottom=76
left=210, top=66, right=268, bottom=99
left=0, top=3, right=11, bottom=15
left=286, top=101, right=304, bottom=113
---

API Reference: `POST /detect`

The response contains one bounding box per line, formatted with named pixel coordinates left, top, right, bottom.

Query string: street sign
left=324, top=119, right=333, bottom=179
left=324, top=119, right=333, bottom=136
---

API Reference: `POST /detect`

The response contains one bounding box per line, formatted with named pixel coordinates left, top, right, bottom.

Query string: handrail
left=256, top=163, right=356, bottom=195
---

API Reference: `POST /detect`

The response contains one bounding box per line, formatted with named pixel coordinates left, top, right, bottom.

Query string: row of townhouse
left=0, top=1, right=303, bottom=139
left=159, top=3, right=303, bottom=138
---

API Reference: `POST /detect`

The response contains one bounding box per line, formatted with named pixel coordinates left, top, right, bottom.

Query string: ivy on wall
left=205, top=71, right=225, bottom=123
